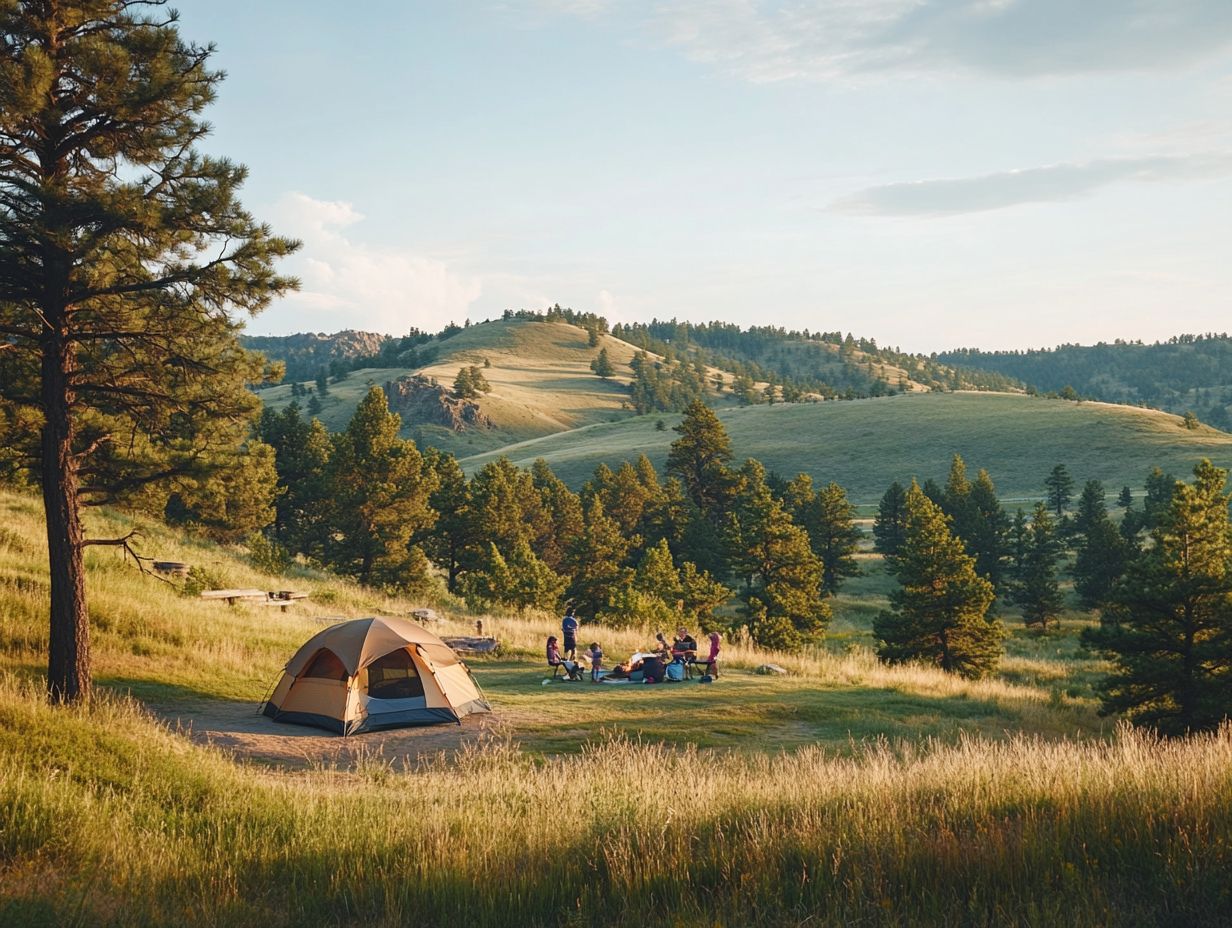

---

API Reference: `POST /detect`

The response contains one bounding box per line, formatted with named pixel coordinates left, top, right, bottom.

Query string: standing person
left=561, top=605, right=579, bottom=660
left=700, top=631, right=721, bottom=678
left=586, top=641, right=603, bottom=682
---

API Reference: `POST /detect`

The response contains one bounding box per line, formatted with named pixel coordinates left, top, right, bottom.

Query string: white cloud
left=832, top=152, right=1232, bottom=217
left=267, top=192, right=482, bottom=335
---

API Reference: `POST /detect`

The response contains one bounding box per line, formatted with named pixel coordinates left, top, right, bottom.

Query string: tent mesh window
left=367, top=648, right=425, bottom=700
left=302, top=649, right=347, bottom=680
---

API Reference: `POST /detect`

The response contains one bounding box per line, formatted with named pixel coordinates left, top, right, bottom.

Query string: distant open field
left=4, top=488, right=1231, bottom=926
left=460, top=391, right=1232, bottom=501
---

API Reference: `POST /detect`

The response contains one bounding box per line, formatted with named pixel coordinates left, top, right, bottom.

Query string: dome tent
left=262, top=617, right=490, bottom=735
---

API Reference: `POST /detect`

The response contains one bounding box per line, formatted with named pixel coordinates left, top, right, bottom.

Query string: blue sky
left=177, top=1, right=1232, bottom=352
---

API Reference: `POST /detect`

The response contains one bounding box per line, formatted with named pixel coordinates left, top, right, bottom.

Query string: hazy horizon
left=180, top=1, right=1232, bottom=353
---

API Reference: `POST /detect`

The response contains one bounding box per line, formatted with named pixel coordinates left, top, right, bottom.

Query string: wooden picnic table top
left=199, top=588, right=267, bottom=600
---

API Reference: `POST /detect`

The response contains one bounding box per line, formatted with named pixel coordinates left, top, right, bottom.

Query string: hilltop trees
left=875, top=483, right=1003, bottom=678
left=0, top=1, right=297, bottom=701
left=1084, top=460, right=1232, bottom=735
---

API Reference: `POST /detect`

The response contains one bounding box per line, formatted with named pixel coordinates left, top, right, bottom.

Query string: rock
left=442, top=636, right=500, bottom=655
left=383, top=374, right=492, bottom=432
left=755, top=663, right=788, bottom=676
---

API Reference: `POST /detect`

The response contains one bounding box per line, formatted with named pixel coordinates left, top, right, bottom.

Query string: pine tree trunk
left=41, top=328, right=91, bottom=703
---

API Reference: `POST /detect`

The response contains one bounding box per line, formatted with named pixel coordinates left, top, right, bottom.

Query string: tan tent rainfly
left=263, top=617, right=490, bottom=734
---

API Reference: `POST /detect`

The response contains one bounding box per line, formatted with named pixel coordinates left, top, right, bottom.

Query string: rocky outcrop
left=383, top=374, right=492, bottom=432
left=242, top=330, right=390, bottom=382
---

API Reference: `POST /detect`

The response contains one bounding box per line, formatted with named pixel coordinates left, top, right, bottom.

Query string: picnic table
left=200, top=589, right=309, bottom=610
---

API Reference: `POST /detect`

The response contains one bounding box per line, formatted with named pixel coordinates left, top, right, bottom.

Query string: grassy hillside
left=4, top=487, right=1232, bottom=925
left=254, top=319, right=962, bottom=459
left=257, top=320, right=668, bottom=456
left=460, top=392, right=1232, bottom=500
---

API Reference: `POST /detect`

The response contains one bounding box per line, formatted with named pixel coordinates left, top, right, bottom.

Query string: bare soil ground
left=149, top=699, right=511, bottom=770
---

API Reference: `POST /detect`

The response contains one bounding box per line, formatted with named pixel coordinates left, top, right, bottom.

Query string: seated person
left=640, top=654, right=666, bottom=684
left=546, top=635, right=582, bottom=680
left=699, top=631, right=721, bottom=678
left=671, top=625, right=698, bottom=661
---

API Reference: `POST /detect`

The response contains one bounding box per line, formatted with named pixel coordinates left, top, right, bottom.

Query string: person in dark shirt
left=671, top=625, right=698, bottom=661
left=561, top=605, right=579, bottom=659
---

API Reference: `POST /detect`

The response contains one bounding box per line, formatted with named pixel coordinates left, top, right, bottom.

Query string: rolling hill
left=458, top=392, right=1232, bottom=502
left=253, top=318, right=957, bottom=458
left=938, top=335, right=1232, bottom=428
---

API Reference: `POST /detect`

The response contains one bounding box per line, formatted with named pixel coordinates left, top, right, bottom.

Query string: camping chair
left=548, top=658, right=585, bottom=682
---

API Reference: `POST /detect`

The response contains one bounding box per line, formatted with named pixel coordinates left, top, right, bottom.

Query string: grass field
left=3, top=487, right=1232, bottom=926
left=459, top=391, right=1232, bottom=500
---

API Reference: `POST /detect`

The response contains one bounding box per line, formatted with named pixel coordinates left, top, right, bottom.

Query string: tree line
left=872, top=455, right=1232, bottom=735
left=257, top=394, right=865, bottom=652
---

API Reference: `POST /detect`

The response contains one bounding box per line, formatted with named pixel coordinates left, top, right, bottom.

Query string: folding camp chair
left=548, top=659, right=585, bottom=682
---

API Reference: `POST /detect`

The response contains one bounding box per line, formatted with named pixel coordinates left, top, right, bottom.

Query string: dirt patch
left=149, top=699, right=515, bottom=770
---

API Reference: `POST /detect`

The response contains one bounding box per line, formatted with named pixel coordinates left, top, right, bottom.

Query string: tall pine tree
left=0, top=1, right=297, bottom=701
left=1083, top=460, right=1232, bottom=735
left=875, top=483, right=1003, bottom=678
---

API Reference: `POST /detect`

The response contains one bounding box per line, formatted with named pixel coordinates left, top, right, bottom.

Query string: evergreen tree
left=257, top=403, right=332, bottom=553
left=1118, top=486, right=1134, bottom=509
left=942, top=453, right=974, bottom=538
left=1008, top=509, right=1029, bottom=580
left=633, top=538, right=682, bottom=604
left=666, top=399, right=733, bottom=520
left=590, top=347, right=615, bottom=379
left=873, top=482, right=908, bottom=556
left=530, top=458, right=583, bottom=572
left=0, top=1, right=297, bottom=701
left=315, top=369, right=330, bottom=396
left=1083, top=460, right=1232, bottom=735
left=419, top=448, right=472, bottom=593
left=464, top=457, right=547, bottom=572
left=1073, top=480, right=1109, bottom=539
left=462, top=540, right=566, bottom=614
left=453, top=366, right=477, bottom=398
left=968, top=469, right=1009, bottom=591
left=566, top=497, right=632, bottom=620
left=326, top=389, right=437, bottom=590
left=1012, top=503, right=1064, bottom=630
left=729, top=461, right=829, bottom=650
left=678, top=560, right=730, bottom=632
left=1044, top=464, right=1075, bottom=517
left=1073, top=517, right=1128, bottom=611
left=921, top=478, right=945, bottom=509
left=874, top=483, right=1003, bottom=677
left=787, top=475, right=862, bottom=595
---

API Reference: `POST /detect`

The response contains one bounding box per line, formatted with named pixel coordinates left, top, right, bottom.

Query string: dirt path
left=151, top=699, right=513, bottom=770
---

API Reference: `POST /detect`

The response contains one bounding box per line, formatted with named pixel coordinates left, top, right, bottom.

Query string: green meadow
left=460, top=391, right=1232, bottom=499
left=4, top=487, right=1232, bottom=926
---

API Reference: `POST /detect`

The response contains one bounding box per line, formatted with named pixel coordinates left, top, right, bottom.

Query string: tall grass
left=1, top=676, right=1230, bottom=927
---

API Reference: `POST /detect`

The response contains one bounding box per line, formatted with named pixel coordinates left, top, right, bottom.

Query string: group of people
left=546, top=606, right=721, bottom=684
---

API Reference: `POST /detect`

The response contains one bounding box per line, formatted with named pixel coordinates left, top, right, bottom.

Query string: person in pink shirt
left=699, top=631, right=721, bottom=679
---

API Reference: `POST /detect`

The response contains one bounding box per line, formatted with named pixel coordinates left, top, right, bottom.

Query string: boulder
left=755, top=663, right=788, bottom=676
